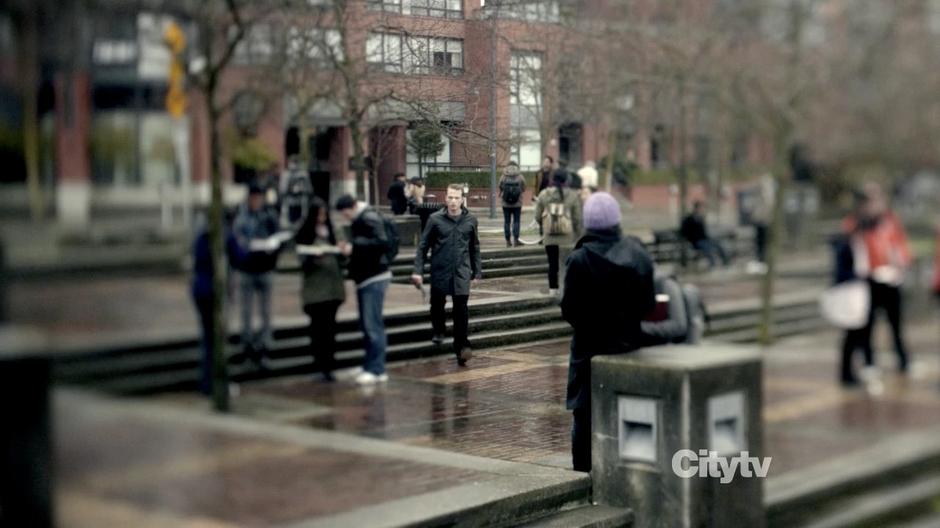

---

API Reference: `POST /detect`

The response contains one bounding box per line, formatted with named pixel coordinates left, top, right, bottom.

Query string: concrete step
left=406, top=471, right=593, bottom=528
left=517, top=504, right=633, bottom=528
left=767, top=426, right=940, bottom=528
left=74, top=320, right=575, bottom=395
left=54, top=303, right=561, bottom=383
left=773, top=474, right=940, bottom=528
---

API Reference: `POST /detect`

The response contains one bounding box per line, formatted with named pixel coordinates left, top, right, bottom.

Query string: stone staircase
left=52, top=286, right=826, bottom=395
left=766, top=426, right=940, bottom=527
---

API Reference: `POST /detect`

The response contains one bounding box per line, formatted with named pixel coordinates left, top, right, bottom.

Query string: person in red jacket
left=933, top=225, right=940, bottom=299
left=841, top=182, right=912, bottom=383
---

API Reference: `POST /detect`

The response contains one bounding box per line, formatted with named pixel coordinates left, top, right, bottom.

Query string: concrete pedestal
left=591, top=345, right=765, bottom=528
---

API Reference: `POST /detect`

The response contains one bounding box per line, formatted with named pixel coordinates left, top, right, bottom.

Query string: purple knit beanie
left=583, top=192, right=621, bottom=230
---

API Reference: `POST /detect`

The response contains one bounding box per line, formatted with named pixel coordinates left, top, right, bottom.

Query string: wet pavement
left=56, top=319, right=940, bottom=526
left=229, top=320, right=940, bottom=475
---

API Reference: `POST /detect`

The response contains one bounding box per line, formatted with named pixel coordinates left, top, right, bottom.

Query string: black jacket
left=387, top=180, right=408, bottom=215
left=413, top=208, right=482, bottom=296
left=348, top=208, right=390, bottom=284
left=680, top=213, right=708, bottom=244
left=561, top=228, right=656, bottom=410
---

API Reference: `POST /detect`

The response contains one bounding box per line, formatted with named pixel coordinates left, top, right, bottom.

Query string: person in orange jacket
left=933, top=224, right=940, bottom=297
left=840, top=182, right=912, bottom=384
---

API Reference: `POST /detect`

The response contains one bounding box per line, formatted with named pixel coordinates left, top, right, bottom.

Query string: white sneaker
left=354, top=371, right=378, bottom=385
left=376, top=373, right=389, bottom=383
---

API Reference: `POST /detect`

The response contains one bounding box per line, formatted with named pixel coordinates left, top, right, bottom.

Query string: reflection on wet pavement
left=239, top=321, right=940, bottom=476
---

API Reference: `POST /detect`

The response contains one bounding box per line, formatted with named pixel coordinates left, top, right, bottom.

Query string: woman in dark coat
left=295, top=197, right=346, bottom=381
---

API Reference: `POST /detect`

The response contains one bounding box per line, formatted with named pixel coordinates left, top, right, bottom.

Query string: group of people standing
left=497, top=155, right=622, bottom=295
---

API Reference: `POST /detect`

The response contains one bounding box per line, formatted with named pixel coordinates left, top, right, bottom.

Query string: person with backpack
left=411, top=184, right=482, bottom=366
left=295, top=197, right=345, bottom=382
left=534, top=169, right=582, bottom=295
left=233, top=184, right=281, bottom=369
left=640, top=273, right=707, bottom=346
left=560, top=192, right=656, bottom=472
left=335, top=194, right=396, bottom=385
left=498, top=160, right=526, bottom=247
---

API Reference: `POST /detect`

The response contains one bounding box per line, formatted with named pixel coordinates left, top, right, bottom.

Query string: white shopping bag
left=819, top=280, right=870, bottom=329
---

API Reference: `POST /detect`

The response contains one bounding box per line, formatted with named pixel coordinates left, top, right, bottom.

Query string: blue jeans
left=503, top=206, right=521, bottom=241
left=357, top=279, right=389, bottom=375
left=694, top=239, right=729, bottom=268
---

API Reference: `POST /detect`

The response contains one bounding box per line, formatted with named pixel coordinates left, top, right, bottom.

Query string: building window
left=493, top=1, right=559, bottom=22
left=510, top=53, right=542, bottom=107
left=370, top=33, right=463, bottom=75
left=288, top=27, right=343, bottom=65
left=233, top=24, right=275, bottom=65
left=510, top=129, right=542, bottom=170
left=409, top=0, right=463, bottom=19
left=368, top=0, right=402, bottom=13
left=366, top=33, right=403, bottom=72
left=406, top=127, right=451, bottom=179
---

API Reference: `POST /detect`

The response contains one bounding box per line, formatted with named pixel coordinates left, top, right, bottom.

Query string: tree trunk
left=758, top=142, right=789, bottom=345
left=18, top=11, right=43, bottom=221
left=207, top=93, right=230, bottom=413
left=605, top=127, right=617, bottom=193
left=677, top=79, right=690, bottom=268
left=349, top=119, right=366, bottom=199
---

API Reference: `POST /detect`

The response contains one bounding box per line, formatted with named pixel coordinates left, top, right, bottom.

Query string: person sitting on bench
left=680, top=200, right=730, bottom=269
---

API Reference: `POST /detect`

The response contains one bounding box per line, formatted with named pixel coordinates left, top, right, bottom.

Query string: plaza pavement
left=55, top=317, right=940, bottom=526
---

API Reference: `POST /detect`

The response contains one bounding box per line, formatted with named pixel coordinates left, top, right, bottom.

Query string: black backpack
left=502, top=178, right=523, bottom=205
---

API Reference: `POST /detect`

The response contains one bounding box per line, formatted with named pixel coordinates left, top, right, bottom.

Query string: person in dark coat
left=412, top=183, right=482, bottom=366
left=561, top=192, right=656, bottom=472
left=680, top=200, right=729, bottom=268
left=295, top=197, right=346, bottom=382
left=191, top=211, right=244, bottom=395
left=387, top=173, right=408, bottom=215
left=537, top=155, right=555, bottom=194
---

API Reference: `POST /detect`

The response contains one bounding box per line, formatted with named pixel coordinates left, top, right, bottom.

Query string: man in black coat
left=387, top=173, right=408, bottom=215
left=412, top=184, right=482, bottom=366
left=561, top=192, right=656, bottom=472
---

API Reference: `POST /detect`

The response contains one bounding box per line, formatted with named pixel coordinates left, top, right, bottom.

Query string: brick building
left=1, top=0, right=787, bottom=228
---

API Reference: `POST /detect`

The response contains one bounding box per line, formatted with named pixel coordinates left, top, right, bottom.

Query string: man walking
left=498, top=160, right=526, bottom=247
left=561, top=192, right=656, bottom=472
left=412, top=184, right=482, bottom=366
left=233, top=184, right=280, bottom=368
left=336, top=195, right=393, bottom=384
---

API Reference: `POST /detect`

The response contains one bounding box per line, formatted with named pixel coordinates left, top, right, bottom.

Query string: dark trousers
left=841, top=280, right=909, bottom=381
left=502, top=207, right=521, bottom=242
left=755, top=224, right=769, bottom=263
left=304, top=300, right=342, bottom=374
left=431, top=288, right=470, bottom=353
left=546, top=245, right=560, bottom=289
left=194, top=295, right=214, bottom=395
left=694, top=239, right=730, bottom=268
left=571, top=406, right=592, bottom=472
